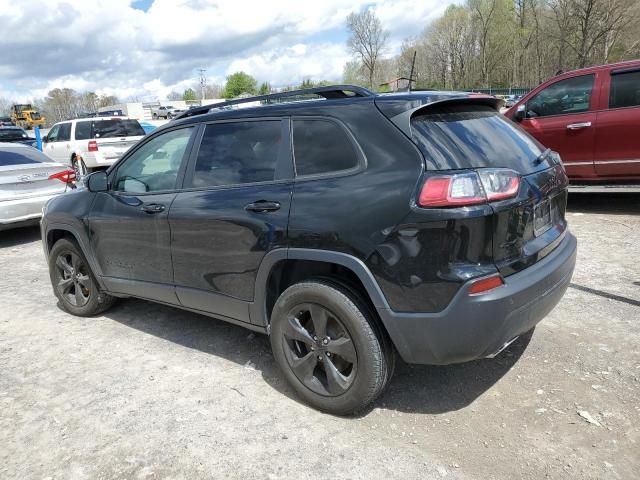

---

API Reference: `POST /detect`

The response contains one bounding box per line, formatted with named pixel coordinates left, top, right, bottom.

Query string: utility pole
left=408, top=50, right=417, bottom=92
left=198, top=68, right=207, bottom=106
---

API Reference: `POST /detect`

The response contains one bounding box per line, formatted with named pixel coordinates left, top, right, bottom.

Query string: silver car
left=0, top=143, right=73, bottom=230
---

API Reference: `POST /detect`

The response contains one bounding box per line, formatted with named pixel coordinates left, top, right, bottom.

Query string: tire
left=48, top=238, right=116, bottom=316
left=152, top=113, right=158, bottom=119
left=270, top=279, right=391, bottom=415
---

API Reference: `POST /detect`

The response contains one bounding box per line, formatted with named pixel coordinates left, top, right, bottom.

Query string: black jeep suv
left=42, top=85, right=577, bottom=414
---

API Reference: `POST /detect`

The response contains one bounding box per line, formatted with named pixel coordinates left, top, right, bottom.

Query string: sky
left=0, top=0, right=460, bottom=102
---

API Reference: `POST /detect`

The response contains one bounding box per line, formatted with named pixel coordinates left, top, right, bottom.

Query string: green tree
left=223, top=72, right=258, bottom=99
left=258, top=82, right=271, bottom=95
left=183, top=88, right=197, bottom=101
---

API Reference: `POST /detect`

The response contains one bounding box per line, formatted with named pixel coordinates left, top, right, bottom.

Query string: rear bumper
left=0, top=193, right=61, bottom=227
left=377, top=232, right=577, bottom=365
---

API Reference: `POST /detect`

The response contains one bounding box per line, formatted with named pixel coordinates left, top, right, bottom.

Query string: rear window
left=0, top=147, right=48, bottom=166
left=293, top=119, right=359, bottom=176
left=91, top=120, right=144, bottom=139
left=411, top=104, right=547, bottom=173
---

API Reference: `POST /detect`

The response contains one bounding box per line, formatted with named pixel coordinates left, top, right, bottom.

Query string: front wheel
left=270, top=280, right=391, bottom=415
left=48, top=238, right=116, bottom=316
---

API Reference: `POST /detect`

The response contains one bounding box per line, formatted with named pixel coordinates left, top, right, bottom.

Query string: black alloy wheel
left=54, top=251, right=91, bottom=307
left=282, top=302, right=358, bottom=396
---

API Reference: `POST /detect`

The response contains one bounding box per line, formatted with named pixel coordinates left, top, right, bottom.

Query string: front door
left=169, top=119, right=293, bottom=322
left=519, top=74, right=597, bottom=180
left=88, top=126, right=197, bottom=303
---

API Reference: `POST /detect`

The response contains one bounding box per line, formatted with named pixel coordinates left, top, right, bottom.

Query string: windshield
left=92, top=119, right=145, bottom=138
left=411, top=104, right=549, bottom=174
left=0, top=128, right=28, bottom=140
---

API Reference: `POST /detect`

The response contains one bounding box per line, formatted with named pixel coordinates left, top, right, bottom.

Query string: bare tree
left=346, top=9, right=389, bottom=89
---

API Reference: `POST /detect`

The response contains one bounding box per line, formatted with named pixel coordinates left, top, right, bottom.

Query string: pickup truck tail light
left=88, top=140, right=98, bottom=152
left=48, top=169, right=77, bottom=184
left=418, top=169, right=520, bottom=208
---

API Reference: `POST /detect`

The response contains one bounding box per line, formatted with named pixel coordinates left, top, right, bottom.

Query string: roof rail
left=173, top=84, right=376, bottom=120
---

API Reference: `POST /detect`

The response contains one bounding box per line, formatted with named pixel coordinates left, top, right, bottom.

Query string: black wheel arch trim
left=43, top=222, right=107, bottom=291
left=249, top=248, right=391, bottom=329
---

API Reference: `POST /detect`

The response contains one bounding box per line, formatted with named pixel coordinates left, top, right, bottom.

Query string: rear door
left=169, top=118, right=293, bottom=322
left=518, top=74, right=597, bottom=179
left=88, top=126, right=196, bottom=302
left=594, top=67, right=640, bottom=179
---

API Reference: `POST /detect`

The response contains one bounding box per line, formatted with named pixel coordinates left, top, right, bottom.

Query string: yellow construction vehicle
left=10, top=104, right=46, bottom=130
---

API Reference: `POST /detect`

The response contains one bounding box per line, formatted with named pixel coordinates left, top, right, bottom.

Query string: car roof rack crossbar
left=174, top=84, right=376, bottom=120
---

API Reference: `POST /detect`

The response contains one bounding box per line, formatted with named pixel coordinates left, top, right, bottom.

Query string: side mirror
left=86, top=170, right=108, bottom=192
left=42, top=135, right=48, bottom=143
left=513, top=104, right=526, bottom=122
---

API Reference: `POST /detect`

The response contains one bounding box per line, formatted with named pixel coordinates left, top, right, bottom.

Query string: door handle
left=141, top=203, right=165, bottom=214
left=566, top=122, right=592, bottom=130
left=245, top=200, right=281, bottom=213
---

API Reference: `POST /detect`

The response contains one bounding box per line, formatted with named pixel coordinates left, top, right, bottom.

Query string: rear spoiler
left=376, top=95, right=504, bottom=138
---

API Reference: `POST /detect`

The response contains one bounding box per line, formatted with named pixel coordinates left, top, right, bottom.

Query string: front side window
left=58, top=123, right=71, bottom=141
left=609, top=70, right=640, bottom=109
left=47, top=124, right=60, bottom=142
left=293, top=119, right=359, bottom=176
left=190, top=121, right=282, bottom=188
left=526, top=75, right=594, bottom=118
left=113, top=127, right=193, bottom=193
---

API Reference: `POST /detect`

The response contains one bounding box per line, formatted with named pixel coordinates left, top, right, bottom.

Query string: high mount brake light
left=418, top=169, right=520, bottom=208
left=48, top=169, right=76, bottom=184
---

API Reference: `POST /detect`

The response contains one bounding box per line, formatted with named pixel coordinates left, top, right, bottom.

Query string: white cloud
left=0, top=0, right=459, bottom=101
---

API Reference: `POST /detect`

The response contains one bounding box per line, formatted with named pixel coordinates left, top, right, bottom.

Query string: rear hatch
left=0, top=147, right=68, bottom=200
left=381, top=98, right=569, bottom=276
left=77, top=119, right=145, bottom=160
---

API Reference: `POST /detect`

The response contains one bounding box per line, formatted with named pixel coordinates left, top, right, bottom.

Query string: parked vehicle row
left=41, top=85, right=576, bottom=414
left=505, top=60, right=640, bottom=183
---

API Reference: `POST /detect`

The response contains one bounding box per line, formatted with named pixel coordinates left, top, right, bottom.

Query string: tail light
left=418, top=169, right=520, bottom=208
left=88, top=140, right=98, bottom=152
left=48, top=169, right=76, bottom=184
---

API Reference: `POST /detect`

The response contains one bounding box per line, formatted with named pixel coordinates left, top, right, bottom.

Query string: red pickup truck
left=505, top=60, right=640, bottom=183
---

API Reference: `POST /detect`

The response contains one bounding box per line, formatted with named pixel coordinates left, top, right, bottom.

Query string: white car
left=43, top=117, right=145, bottom=175
left=151, top=106, right=176, bottom=119
left=0, top=143, right=74, bottom=230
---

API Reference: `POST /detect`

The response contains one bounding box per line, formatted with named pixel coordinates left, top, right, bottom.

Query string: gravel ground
left=0, top=193, right=638, bottom=480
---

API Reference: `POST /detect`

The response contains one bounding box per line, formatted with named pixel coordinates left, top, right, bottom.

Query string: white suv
left=43, top=117, right=145, bottom=175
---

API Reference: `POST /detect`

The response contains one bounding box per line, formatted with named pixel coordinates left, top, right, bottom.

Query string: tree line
left=345, top=0, right=640, bottom=91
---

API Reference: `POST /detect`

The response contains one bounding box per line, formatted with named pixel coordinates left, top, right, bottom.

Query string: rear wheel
left=270, top=280, right=391, bottom=415
left=48, top=238, right=116, bottom=316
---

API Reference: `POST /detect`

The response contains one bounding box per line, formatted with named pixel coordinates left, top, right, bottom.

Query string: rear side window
left=526, top=75, right=594, bottom=118
left=293, top=119, right=359, bottom=176
left=0, top=146, right=49, bottom=166
left=609, top=70, right=640, bottom=109
left=58, top=123, right=71, bottom=142
left=75, top=121, right=92, bottom=140
left=93, top=120, right=144, bottom=138
left=411, top=104, right=546, bottom=173
left=191, top=121, right=283, bottom=188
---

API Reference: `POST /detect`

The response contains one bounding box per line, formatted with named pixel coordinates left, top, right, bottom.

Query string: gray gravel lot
left=1, top=193, right=639, bottom=480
